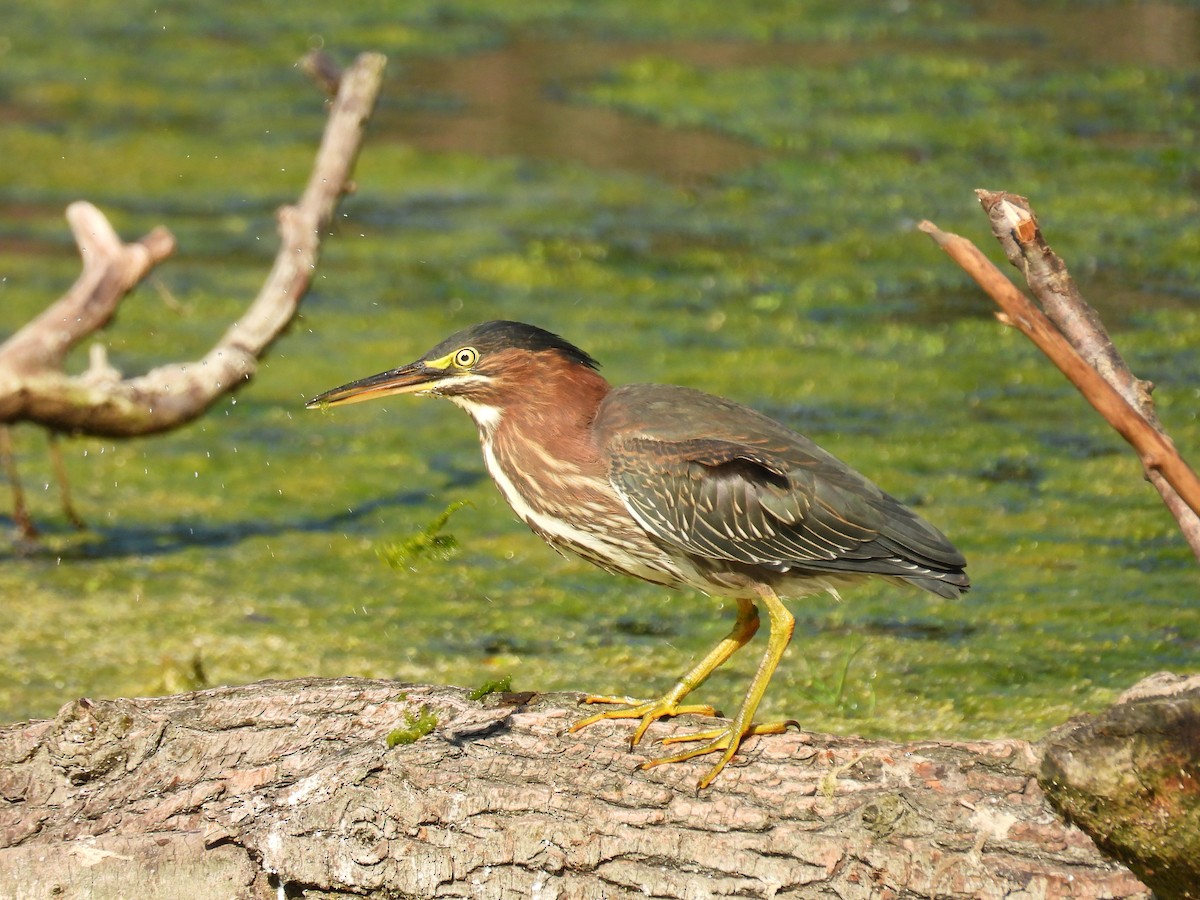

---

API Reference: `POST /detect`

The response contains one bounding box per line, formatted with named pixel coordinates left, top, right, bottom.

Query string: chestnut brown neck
left=448, top=351, right=611, bottom=471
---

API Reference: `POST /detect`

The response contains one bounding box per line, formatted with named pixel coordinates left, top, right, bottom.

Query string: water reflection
left=377, top=2, right=1198, bottom=184
left=980, top=1, right=1198, bottom=68
left=381, top=37, right=770, bottom=186
left=0, top=488, right=430, bottom=561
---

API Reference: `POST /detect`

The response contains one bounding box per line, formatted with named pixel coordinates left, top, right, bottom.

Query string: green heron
left=307, top=320, right=968, bottom=788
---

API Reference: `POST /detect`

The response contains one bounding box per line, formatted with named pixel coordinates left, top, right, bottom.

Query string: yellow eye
left=453, top=347, right=479, bottom=368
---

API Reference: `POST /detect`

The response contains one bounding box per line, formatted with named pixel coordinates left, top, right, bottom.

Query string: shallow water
left=0, top=1, right=1196, bottom=739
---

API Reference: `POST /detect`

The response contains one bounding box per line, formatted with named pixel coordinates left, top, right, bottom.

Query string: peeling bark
left=0, top=678, right=1151, bottom=899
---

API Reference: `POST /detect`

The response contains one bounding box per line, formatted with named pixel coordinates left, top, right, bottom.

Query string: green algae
left=468, top=674, right=514, bottom=701
left=377, top=500, right=470, bottom=570
left=386, top=706, right=439, bottom=747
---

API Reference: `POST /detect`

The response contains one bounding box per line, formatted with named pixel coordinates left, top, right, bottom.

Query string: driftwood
left=0, top=50, right=386, bottom=535
left=920, top=193, right=1200, bottom=559
left=0, top=51, right=384, bottom=437
left=0, top=677, right=1156, bottom=899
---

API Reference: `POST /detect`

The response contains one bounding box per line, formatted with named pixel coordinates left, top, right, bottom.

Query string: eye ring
left=453, top=347, right=479, bottom=368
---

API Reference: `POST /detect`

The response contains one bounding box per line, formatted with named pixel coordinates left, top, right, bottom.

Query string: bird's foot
left=641, top=719, right=801, bottom=789
left=571, top=694, right=720, bottom=748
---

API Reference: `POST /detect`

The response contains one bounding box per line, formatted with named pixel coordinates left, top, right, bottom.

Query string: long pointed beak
left=305, top=361, right=443, bottom=409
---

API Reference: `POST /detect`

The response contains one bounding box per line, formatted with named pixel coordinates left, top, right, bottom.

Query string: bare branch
left=977, top=190, right=1158, bottom=422
left=920, top=210, right=1200, bottom=559
left=0, top=205, right=175, bottom=377
left=0, top=51, right=387, bottom=438
left=975, top=191, right=1200, bottom=558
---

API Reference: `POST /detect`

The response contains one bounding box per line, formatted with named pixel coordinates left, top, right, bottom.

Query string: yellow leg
left=570, top=598, right=760, bottom=747
left=641, top=584, right=796, bottom=789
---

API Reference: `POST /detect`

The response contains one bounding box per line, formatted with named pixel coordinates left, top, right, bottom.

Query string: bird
left=307, top=320, right=969, bottom=788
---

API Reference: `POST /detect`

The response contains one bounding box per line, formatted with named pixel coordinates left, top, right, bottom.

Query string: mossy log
left=0, top=677, right=1166, bottom=899
left=1041, top=672, right=1200, bottom=900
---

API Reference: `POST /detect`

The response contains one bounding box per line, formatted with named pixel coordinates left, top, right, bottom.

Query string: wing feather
left=597, top=384, right=969, bottom=597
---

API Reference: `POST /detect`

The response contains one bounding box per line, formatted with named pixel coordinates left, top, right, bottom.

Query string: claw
left=568, top=591, right=796, bottom=788
left=571, top=695, right=719, bottom=748
left=643, top=718, right=798, bottom=788
left=657, top=718, right=795, bottom=747
left=639, top=727, right=741, bottom=789
left=577, top=694, right=653, bottom=708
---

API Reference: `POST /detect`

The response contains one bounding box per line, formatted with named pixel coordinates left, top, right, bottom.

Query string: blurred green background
left=0, top=0, right=1197, bottom=741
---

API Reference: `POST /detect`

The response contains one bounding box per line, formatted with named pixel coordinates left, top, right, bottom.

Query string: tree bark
left=0, top=678, right=1152, bottom=899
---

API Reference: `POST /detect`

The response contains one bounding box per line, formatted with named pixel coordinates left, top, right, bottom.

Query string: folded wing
left=598, top=385, right=968, bottom=599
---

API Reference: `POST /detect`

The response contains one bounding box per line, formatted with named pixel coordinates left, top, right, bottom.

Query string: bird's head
left=306, top=320, right=603, bottom=428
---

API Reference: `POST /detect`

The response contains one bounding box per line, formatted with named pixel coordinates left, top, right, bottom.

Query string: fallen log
left=0, top=676, right=1159, bottom=899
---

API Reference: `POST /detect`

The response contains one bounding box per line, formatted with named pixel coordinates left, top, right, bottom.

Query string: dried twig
left=920, top=195, right=1200, bottom=560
